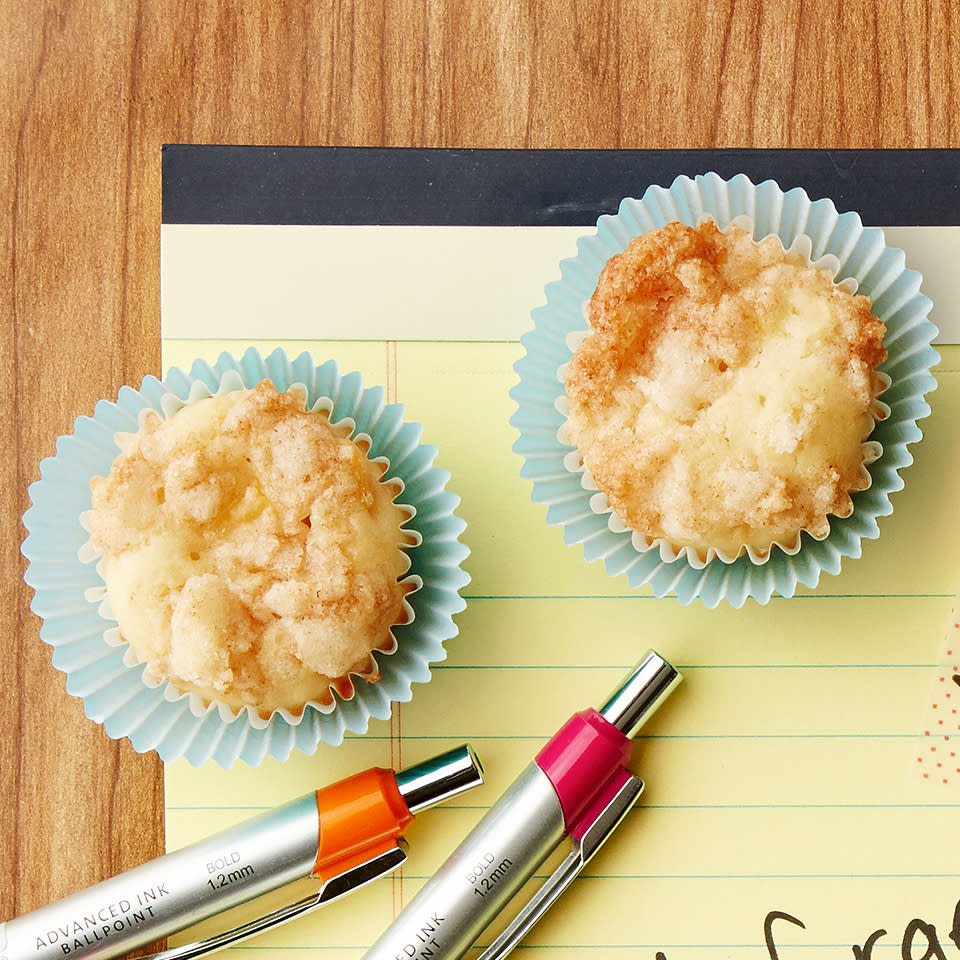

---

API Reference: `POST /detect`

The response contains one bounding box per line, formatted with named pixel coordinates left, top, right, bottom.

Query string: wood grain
left=2, top=0, right=957, bottom=924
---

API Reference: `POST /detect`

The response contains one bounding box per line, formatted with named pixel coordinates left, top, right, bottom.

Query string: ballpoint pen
left=362, top=650, right=681, bottom=960
left=0, top=745, right=483, bottom=960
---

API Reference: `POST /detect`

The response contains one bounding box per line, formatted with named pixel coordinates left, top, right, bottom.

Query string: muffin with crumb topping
left=561, top=218, right=888, bottom=566
left=87, top=380, right=417, bottom=717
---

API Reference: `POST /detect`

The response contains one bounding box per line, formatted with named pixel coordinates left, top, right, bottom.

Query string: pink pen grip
left=534, top=708, right=633, bottom=830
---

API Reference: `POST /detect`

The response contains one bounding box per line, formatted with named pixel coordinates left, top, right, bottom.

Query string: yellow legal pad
left=162, top=222, right=960, bottom=959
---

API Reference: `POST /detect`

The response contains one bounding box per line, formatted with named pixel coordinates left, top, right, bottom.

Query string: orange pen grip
left=312, top=767, right=414, bottom=883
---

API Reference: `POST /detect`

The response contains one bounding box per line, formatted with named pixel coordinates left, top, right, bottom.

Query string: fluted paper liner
left=510, top=173, right=938, bottom=606
left=22, top=348, right=470, bottom=766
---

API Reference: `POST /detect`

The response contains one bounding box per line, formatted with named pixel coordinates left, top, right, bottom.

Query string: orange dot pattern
left=913, top=606, right=960, bottom=786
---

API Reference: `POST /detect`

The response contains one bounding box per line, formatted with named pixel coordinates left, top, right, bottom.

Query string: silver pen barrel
left=0, top=794, right=321, bottom=960
left=0, top=746, right=483, bottom=960
left=362, top=651, right=680, bottom=960
left=363, top=763, right=565, bottom=960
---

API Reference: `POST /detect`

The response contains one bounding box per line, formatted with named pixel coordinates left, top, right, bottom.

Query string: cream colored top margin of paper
left=161, top=223, right=960, bottom=343
left=160, top=224, right=584, bottom=342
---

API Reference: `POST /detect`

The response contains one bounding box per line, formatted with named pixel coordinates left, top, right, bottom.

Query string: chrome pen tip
left=395, top=744, right=484, bottom=815
left=598, top=650, right=682, bottom=739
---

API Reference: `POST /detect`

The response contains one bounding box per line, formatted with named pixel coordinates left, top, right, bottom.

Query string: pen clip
left=142, top=843, right=408, bottom=960
left=475, top=770, right=644, bottom=960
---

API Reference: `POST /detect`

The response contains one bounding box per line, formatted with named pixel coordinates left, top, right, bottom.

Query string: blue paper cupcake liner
left=510, top=173, right=939, bottom=607
left=22, top=348, right=470, bottom=766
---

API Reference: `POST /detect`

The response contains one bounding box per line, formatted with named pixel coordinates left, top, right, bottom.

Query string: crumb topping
left=563, top=219, right=887, bottom=559
left=88, top=381, right=411, bottom=713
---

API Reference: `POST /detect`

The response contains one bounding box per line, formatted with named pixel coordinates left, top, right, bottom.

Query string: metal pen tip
left=598, top=650, right=681, bottom=739
left=395, top=744, right=484, bottom=815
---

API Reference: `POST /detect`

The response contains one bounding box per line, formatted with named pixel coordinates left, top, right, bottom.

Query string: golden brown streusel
left=563, top=219, right=887, bottom=562
left=88, top=381, right=413, bottom=714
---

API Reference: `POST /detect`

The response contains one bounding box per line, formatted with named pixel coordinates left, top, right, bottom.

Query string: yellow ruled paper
left=162, top=223, right=960, bottom=959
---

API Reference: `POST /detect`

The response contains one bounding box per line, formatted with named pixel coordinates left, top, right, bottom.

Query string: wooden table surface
left=2, top=0, right=958, bottom=928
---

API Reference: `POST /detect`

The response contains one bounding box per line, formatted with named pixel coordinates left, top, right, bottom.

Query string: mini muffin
left=562, top=218, right=888, bottom=565
left=23, top=348, right=470, bottom=765
left=86, top=379, right=417, bottom=717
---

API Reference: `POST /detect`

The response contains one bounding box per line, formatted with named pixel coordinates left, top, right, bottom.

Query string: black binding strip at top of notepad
left=161, top=146, right=960, bottom=228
